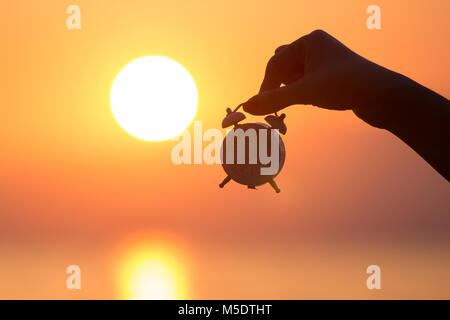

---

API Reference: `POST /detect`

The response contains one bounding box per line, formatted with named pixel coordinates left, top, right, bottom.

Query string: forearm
left=361, top=68, right=450, bottom=180
left=386, top=75, right=449, bottom=180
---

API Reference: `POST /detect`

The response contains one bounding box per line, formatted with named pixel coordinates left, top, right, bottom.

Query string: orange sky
left=0, top=0, right=449, bottom=299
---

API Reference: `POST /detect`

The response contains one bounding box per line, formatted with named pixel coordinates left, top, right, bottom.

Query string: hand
left=243, top=29, right=450, bottom=181
left=243, top=29, right=391, bottom=128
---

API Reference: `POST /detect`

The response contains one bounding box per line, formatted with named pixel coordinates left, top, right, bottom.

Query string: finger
left=258, top=45, right=289, bottom=93
left=259, top=42, right=306, bottom=94
left=275, top=45, right=288, bottom=54
left=259, top=56, right=283, bottom=93
left=245, top=78, right=316, bottom=115
left=244, top=87, right=294, bottom=115
left=275, top=45, right=305, bottom=85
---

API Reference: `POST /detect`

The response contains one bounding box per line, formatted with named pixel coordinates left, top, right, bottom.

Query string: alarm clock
left=218, top=104, right=287, bottom=193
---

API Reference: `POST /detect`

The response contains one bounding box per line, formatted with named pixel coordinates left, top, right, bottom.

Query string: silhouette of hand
left=243, top=29, right=450, bottom=181
left=243, top=30, right=389, bottom=127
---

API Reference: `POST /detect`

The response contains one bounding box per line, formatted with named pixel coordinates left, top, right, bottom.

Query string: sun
left=110, top=56, right=198, bottom=141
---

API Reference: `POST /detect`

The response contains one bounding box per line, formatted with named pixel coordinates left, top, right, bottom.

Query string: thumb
left=243, top=80, right=313, bottom=115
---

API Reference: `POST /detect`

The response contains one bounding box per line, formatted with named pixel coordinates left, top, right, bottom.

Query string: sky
left=0, top=0, right=449, bottom=299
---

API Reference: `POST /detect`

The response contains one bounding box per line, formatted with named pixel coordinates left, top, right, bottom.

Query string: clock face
left=220, top=123, right=286, bottom=186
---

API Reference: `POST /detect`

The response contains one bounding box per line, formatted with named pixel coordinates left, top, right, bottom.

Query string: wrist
left=353, top=62, right=409, bottom=130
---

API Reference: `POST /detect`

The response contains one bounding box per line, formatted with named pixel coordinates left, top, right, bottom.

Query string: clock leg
left=268, top=179, right=280, bottom=193
left=219, top=176, right=232, bottom=188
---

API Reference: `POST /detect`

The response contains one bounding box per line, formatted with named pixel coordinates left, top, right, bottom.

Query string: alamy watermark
left=66, top=265, right=81, bottom=290
left=366, top=265, right=381, bottom=290
left=366, top=5, right=381, bottom=30
left=66, top=5, right=81, bottom=30
left=171, top=121, right=281, bottom=175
